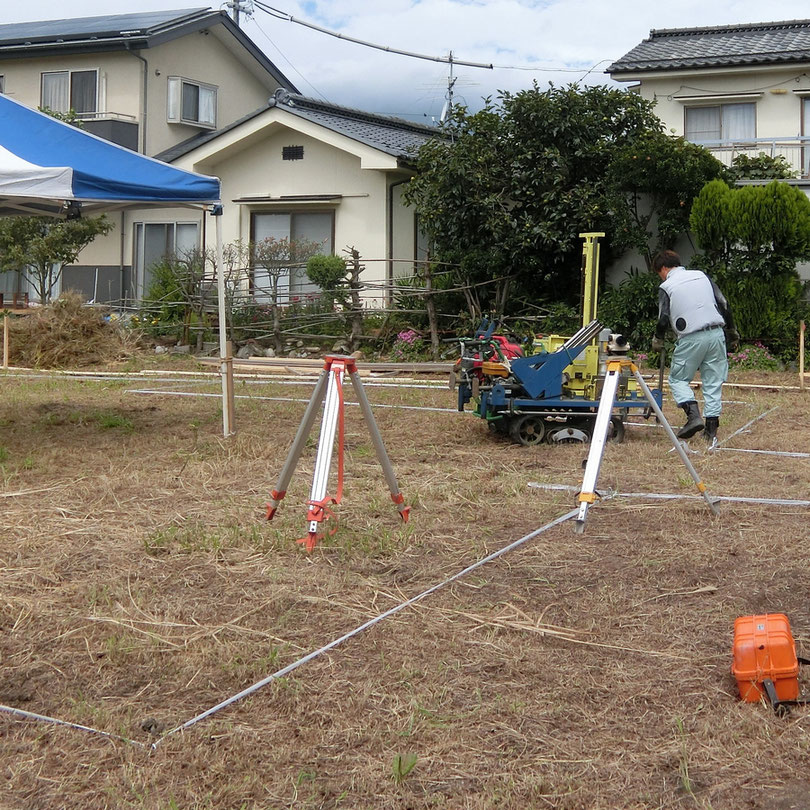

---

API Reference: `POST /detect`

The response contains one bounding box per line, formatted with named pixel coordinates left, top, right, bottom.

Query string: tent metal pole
left=213, top=206, right=234, bottom=436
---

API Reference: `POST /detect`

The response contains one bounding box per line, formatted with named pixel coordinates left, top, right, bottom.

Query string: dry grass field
left=1, top=363, right=809, bottom=809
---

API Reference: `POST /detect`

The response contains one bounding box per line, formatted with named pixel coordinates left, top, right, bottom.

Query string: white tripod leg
left=306, top=363, right=344, bottom=536
left=266, top=369, right=329, bottom=520
left=574, top=368, right=621, bottom=534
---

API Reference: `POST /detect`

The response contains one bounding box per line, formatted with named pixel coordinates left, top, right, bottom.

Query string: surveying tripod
left=266, top=355, right=410, bottom=551
left=574, top=356, right=718, bottom=534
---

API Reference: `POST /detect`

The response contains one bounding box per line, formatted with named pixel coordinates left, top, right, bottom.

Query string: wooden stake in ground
left=800, top=320, right=806, bottom=392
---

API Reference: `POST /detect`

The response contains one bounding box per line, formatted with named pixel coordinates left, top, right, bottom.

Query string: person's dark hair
left=652, top=250, right=681, bottom=273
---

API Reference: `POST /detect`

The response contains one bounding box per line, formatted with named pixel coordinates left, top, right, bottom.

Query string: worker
left=650, top=250, right=739, bottom=443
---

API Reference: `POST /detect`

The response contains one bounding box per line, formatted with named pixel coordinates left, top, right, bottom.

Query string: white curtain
left=199, top=86, right=216, bottom=126
left=41, top=72, right=69, bottom=113
left=722, top=103, right=755, bottom=141
left=685, top=106, right=720, bottom=142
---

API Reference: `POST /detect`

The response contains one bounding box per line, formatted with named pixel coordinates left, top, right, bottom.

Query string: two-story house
left=0, top=7, right=297, bottom=302
left=607, top=19, right=810, bottom=280
left=608, top=19, right=810, bottom=176
left=0, top=7, right=436, bottom=308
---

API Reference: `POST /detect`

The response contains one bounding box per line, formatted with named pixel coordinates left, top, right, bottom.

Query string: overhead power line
left=253, top=2, right=614, bottom=77
left=253, top=1, right=493, bottom=70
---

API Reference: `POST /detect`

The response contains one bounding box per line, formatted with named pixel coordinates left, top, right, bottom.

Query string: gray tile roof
left=158, top=91, right=438, bottom=165
left=608, top=19, right=810, bottom=75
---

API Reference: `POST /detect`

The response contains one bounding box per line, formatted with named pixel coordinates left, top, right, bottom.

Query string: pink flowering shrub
left=727, top=342, right=781, bottom=371
left=390, top=329, right=427, bottom=361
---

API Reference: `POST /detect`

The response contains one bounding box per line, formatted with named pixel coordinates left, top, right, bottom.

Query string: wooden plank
left=197, top=356, right=454, bottom=375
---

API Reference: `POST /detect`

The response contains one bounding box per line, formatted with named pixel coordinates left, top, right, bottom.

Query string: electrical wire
left=253, top=1, right=493, bottom=70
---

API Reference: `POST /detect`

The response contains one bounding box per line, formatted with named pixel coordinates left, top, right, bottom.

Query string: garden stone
left=154, top=345, right=168, bottom=354
left=171, top=344, right=191, bottom=354
left=264, top=347, right=276, bottom=358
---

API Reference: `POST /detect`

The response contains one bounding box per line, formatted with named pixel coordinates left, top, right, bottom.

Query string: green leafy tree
left=141, top=249, right=216, bottom=349
left=608, top=132, right=727, bottom=268
left=306, top=254, right=348, bottom=310
left=0, top=215, right=113, bottom=303
left=690, top=179, right=810, bottom=357
left=404, top=83, right=668, bottom=313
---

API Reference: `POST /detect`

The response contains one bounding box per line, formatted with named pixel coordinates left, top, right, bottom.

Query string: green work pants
left=668, top=327, right=728, bottom=417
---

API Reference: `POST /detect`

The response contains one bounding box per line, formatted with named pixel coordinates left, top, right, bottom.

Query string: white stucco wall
left=0, top=24, right=283, bottom=157
left=631, top=65, right=810, bottom=138
left=171, top=115, right=419, bottom=305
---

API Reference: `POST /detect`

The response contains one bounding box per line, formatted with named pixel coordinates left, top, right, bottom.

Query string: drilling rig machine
left=453, top=233, right=662, bottom=446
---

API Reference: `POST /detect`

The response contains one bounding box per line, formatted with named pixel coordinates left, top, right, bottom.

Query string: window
left=803, top=98, right=810, bottom=177
left=167, top=77, right=216, bottom=128
left=685, top=103, right=755, bottom=143
left=41, top=69, right=97, bottom=116
left=133, top=222, right=200, bottom=299
left=251, top=211, right=334, bottom=303
left=0, top=76, right=4, bottom=94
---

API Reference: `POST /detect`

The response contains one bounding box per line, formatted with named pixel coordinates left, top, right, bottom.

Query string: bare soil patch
left=1, top=368, right=809, bottom=809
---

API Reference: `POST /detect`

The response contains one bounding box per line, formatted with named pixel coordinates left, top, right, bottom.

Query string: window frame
left=40, top=68, right=98, bottom=117
left=167, top=76, right=218, bottom=129
left=132, top=220, right=201, bottom=300
left=249, top=209, right=336, bottom=303
left=684, top=101, right=757, bottom=143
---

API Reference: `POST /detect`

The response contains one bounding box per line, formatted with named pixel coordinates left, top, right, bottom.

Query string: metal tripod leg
left=349, top=369, right=410, bottom=522
left=630, top=366, right=718, bottom=517
left=574, top=367, right=621, bottom=533
left=266, top=368, right=329, bottom=520
left=574, top=358, right=718, bottom=534
left=305, top=361, right=345, bottom=541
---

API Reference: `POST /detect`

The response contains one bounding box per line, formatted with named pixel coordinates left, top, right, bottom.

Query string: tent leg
left=213, top=206, right=234, bottom=437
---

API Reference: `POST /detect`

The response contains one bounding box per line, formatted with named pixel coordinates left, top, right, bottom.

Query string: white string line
left=123, top=388, right=462, bottom=414
left=527, top=482, right=810, bottom=507
left=713, top=447, right=810, bottom=459
left=156, top=508, right=579, bottom=743
left=0, top=703, right=147, bottom=748
left=716, top=406, right=779, bottom=447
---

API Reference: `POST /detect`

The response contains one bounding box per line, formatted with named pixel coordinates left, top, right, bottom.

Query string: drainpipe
left=387, top=176, right=409, bottom=308
left=126, top=45, right=148, bottom=154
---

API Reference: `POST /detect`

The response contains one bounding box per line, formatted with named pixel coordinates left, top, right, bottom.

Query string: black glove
left=725, top=328, right=740, bottom=351
left=651, top=335, right=665, bottom=352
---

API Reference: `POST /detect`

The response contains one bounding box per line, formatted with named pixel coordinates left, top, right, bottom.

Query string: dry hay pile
left=5, top=292, right=138, bottom=368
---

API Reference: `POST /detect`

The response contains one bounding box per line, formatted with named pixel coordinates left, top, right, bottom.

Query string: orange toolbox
left=732, top=613, right=810, bottom=712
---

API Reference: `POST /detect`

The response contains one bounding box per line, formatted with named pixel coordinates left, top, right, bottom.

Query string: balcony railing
left=696, top=136, right=810, bottom=178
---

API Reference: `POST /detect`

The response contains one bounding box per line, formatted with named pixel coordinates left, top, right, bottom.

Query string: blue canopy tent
left=0, top=94, right=234, bottom=435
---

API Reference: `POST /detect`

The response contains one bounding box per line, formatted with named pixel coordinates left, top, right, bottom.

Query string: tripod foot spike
left=391, top=492, right=410, bottom=522
left=266, top=489, right=287, bottom=521
left=297, top=532, right=320, bottom=553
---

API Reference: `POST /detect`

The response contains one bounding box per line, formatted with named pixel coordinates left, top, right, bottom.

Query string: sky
left=8, top=0, right=810, bottom=123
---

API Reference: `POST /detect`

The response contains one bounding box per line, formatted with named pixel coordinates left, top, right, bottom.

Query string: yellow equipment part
left=532, top=334, right=639, bottom=401
left=480, top=360, right=510, bottom=377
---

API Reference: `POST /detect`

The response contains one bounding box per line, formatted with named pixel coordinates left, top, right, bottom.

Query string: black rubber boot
left=703, top=416, right=719, bottom=443
left=677, top=401, right=704, bottom=439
